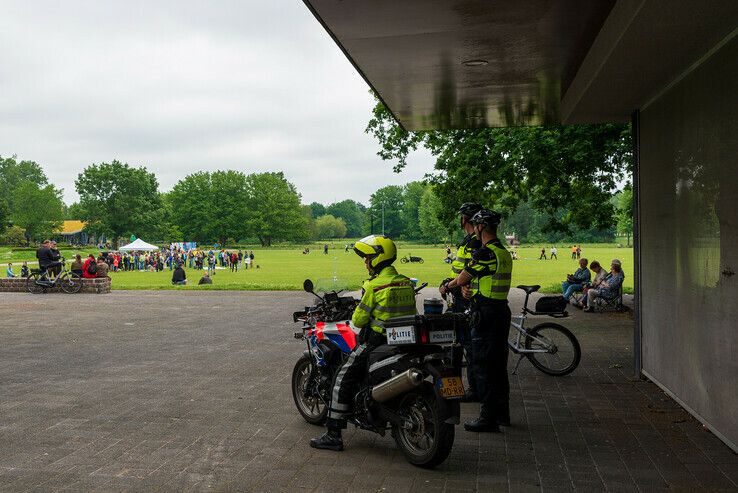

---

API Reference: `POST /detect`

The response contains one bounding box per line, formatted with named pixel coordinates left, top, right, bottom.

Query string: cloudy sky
left=0, top=1, right=433, bottom=206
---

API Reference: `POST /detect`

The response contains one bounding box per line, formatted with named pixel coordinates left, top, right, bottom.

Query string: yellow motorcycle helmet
left=353, top=235, right=397, bottom=274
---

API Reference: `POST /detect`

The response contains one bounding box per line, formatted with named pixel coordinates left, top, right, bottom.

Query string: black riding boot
left=463, top=404, right=501, bottom=433
left=310, top=419, right=344, bottom=451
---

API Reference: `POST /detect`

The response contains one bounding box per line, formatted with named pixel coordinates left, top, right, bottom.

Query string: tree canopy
left=368, top=185, right=405, bottom=238
left=11, top=181, right=64, bottom=242
left=314, top=214, right=348, bottom=239
left=325, top=199, right=366, bottom=237
left=243, top=172, right=309, bottom=246
left=366, top=98, right=633, bottom=233
left=0, top=155, right=52, bottom=236
left=75, top=160, right=161, bottom=248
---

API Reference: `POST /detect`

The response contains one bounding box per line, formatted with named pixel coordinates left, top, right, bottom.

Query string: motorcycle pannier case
left=534, top=296, right=567, bottom=313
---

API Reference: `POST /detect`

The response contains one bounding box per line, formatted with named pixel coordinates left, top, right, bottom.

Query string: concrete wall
left=639, top=34, right=738, bottom=451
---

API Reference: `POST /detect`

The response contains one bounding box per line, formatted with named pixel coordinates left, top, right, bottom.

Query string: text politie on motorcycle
left=442, top=209, right=513, bottom=433
left=310, top=234, right=416, bottom=452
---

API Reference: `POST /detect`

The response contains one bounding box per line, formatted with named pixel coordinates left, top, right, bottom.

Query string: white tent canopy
left=118, top=238, right=159, bottom=251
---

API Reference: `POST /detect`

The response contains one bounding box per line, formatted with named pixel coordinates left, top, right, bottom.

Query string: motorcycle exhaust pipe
left=371, top=369, right=424, bottom=403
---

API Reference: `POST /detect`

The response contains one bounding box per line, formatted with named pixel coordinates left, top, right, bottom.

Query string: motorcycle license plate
left=437, top=377, right=465, bottom=398
left=386, top=326, right=416, bottom=345
left=429, top=329, right=455, bottom=344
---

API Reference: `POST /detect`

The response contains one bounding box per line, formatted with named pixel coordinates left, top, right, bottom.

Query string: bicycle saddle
left=517, top=285, right=540, bottom=294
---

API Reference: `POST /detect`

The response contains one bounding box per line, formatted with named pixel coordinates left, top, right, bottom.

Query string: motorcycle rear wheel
left=392, top=383, right=454, bottom=469
left=291, top=355, right=328, bottom=425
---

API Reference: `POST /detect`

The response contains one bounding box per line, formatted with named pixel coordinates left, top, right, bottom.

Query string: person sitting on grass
left=172, top=263, right=187, bottom=285
left=583, top=259, right=624, bottom=312
left=20, top=261, right=29, bottom=278
left=6, top=263, right=15, bottom=278
left=198, top=272, right=212, bottom=285
left=561, top=258, right=591, bottom=302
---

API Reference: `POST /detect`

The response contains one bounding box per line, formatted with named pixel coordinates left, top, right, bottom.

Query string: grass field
left=1, top=244, right=633, bottom=293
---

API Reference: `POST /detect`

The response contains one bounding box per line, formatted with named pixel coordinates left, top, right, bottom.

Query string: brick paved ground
left=0, top=290, right=735, bottom=492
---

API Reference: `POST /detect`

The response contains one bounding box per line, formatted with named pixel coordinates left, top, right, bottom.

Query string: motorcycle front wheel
left=291, top=355, right=328, bottom=425
left=392, top=383, right=454, bottom=469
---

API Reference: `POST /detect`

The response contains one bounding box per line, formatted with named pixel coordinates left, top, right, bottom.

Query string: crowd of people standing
left=101, top=248, right=256, bottom=274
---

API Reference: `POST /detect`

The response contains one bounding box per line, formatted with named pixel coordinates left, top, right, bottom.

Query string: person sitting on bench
left=583, top=259, right=624, bottom=312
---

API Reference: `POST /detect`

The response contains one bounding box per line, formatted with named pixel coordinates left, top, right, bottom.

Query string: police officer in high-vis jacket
left=443, top=209, right=512, bottom=432
left=441, top=202, right=483, bottom=401
left=310, top=235, right=416, bottom=451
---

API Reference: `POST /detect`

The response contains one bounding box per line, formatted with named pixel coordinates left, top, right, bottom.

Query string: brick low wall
left=0, top=277, right=111, bottom=294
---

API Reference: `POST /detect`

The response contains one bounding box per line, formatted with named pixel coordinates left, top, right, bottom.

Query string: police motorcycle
left=291, top=279, right=466, bottom=468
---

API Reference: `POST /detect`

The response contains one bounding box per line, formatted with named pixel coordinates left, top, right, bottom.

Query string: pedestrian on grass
left=539, top=248, right=547, bottom=260
left=6, top=263, right=15, bottom=278
left=249, top=251, right=255, bottom=268
left=550, top=246, right=558, bottom=260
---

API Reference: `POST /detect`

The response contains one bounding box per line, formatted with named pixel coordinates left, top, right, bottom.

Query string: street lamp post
left=381, top=202, right=385, bottom=235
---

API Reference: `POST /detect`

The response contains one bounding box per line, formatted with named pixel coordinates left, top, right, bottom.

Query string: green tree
left=302, top=204, right=317, bottom=239
left=369, top=185, right=405, bottom=238
left=309, top=202, right=326, bottom=218
left=0, top=155, right=48, bottom=211
left=401, top=181, right=427, bottom=240
left=75, top=160, right=161, bottom=248
left=0, top=199, right=9, bottom=235
left=11, top=181, right=64, bottom=242
left=615, top=185, right=634, bottom=246
left=0, top=225, right=26, bottom=246
left=168, top=173, right=214, bottom=243
left=326, top=199, right=366, bottom=237
left=64, top=202, right=85, bottom=220
left=243, top=172, right=309, bottom=246
left=366, top=99, right=632, bottom=233
left=314, top=214, right=348, bottom=238
left=208, top=170, right=251, bottom=246
left=418, top=187, right=448, bottom=243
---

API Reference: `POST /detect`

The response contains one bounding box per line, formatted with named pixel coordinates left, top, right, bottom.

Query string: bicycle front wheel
left=26, top=273, right=45, bottom=294
left=524, top=323, right=581, bottom=376
left=59, top=272, right=82, bottom=293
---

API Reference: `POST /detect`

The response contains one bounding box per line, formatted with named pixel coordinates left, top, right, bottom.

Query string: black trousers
left=451, top=291, right=476, bottom=393
left=327, top=330, right=384, bottom=423
left=471, top=301, right=511, bottom=421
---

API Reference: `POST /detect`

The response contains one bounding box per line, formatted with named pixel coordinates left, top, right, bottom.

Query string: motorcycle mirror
left=303, top=279, right=314, bottom=293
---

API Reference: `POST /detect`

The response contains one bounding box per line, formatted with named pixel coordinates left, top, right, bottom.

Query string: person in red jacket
left=82, top=254, right=97, bottom=278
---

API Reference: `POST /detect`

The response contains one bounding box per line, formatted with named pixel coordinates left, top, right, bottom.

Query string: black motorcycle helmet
left=457, top=202, right=483, bottom=219
left=470, top=209, right=502, bottom=228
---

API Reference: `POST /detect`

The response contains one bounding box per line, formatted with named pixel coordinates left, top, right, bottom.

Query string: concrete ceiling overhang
left=303, top=0, right=738, bottom=130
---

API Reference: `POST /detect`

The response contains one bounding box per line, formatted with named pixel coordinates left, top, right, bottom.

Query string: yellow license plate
left=438, top=377, right=465, bottom=398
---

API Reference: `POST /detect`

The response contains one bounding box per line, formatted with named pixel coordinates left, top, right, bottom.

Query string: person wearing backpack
left=82, top=254, right=97, bottom=278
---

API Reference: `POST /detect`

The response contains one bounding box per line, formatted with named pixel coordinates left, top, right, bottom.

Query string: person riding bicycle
left=440, top=202, right=483, bottom=402
left=310, top=235, right=416, bottom=451
left=442, top=209, right=513, bottom=432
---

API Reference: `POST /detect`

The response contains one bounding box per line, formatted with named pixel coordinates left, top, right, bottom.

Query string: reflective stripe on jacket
left=450, top=234, right=479, bottom=275
left=464, top=239, right=513, bottom=301
left=351, top=265, right=417, bottom=334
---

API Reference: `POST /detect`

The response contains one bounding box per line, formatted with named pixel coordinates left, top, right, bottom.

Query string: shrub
left=1, top=226, right=27, bottom=246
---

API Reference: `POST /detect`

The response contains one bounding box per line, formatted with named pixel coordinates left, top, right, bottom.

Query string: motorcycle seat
left=516, top=284, right=541, bottom=294
left=368, top=345, right=400, bottom=366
